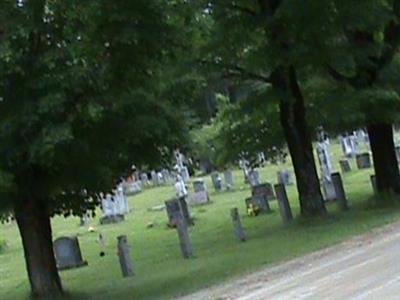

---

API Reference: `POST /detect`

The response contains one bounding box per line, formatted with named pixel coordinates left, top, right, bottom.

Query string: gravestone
left=124, top=181, right=142, bottom=195
left=277, top=170, right=293, bottom=186
left=117, top=235, right=134, bottom=277
left=317, top=139, right=336, bottom=201
left=140, top=173, right=149, bottom=186
left=211, top=172, right=223, bottom=191
left=224, top=170, right=235, bottom=190
left=190, top=191, right=210, bottom=205
left=251, top=183, right=275, bottom=201
left=175, top=212, right=194, bottom=259
left=339, top=159, right=352, bottom=173
left=356, top=153, right=372, bottom=169
left=193, top=179, right=206, bottom=192
left=248, top=169, right=261, bottom=187
left=274, top=184, right=293, bottom=224
left=245, top=194, right=271, bottom=214
left=151, top=170, right=159, bottom=186
left=230, top=208, right=246, bottom=242
left=161, top=169, right=172, bottom=184
left=100, top=194, right=125, bottom=225
left=180, top=166, right=190, bottom=183
left=53, top=236, right=87, bottom=270
left=190, top=179, right=210, bottom=205
left=341, top=135, right=358, bottom=158
left=331, top=172, right=348, bottom=211
left=165, top=198, right=193, bottom=227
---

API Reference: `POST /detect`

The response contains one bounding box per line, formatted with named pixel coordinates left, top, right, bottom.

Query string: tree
left=0, top=1, right=184, bottom=297
left=326, top=0, right=400, bottom=196
left=197, top=0, right=327, bottom=217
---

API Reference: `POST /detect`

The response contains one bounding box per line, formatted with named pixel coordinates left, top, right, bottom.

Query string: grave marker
left=331, top=172, right=348, bottom=211
left=277, top=170, right=293, bottom=186
left=230, top=208, right=246, bottom=242
left=245, top=194, right=271, bottom=214
left=356, top=153, right=372, bottom=169
left=251, top=183, right=275, bottom=201
left=53, top=236, right=87, bottom=270
left=175, top=212, right=194, bottom=259
left=274, top=184, right=293, bottom=224
left=224, top=170, right=235, bottom=190
left=339, top=159, right=352, bottom=173
left=211, top=172, right=223, bottom=191
left=117, top=235, right=134, bottom=278
left=190, top=179, right=210, bottom=205
left=165, top=198, right=193, bottom=227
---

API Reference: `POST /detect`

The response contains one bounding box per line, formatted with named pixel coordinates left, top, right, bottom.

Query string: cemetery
left=3, top=2, right=400, bottom=300
left=3, top=140, right=400, bottom=299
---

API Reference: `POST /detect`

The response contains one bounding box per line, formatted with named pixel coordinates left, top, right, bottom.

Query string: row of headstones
left=139, top=168, right=177, bottom=187
left=53, top=235, right=134, bottom=278
left=209, top=169, right=293, bottom=192
left=339, top=152, right=372, bottom=173
left=165, top=170, right=353, bottom=259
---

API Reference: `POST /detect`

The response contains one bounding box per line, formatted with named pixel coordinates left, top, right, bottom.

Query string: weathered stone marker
left=53, top=236, right=88, bottom=270
left=117, top=235, right=134, bottom=277
left=331, top=172, right=348, bottom=211
left=175, top=213, right=194, bottom=259
left=165, top=198, right=193, bottom=227
left=356, top=153, right=372, bottom=169
left=371, top=175, right=378, bottom=196
left=224, top=170, right=235, bottom=190
left=339, top=159, right=352, bottom=173
left=274, top=184, right=293, bottom=224
left=211, top=171, right=223, bottom=191
left=245, top=194, right=271, bottom=214
left=230, top=208, right=246, bottom=242
left=277, top=170, right=293, bottom=186
left=251, top=183, right=275, bottom=200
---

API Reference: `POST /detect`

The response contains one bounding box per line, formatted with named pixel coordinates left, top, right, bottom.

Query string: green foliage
left=0, top=1, right=186, bottom=219
left=214, top=87, right=284, bottom=168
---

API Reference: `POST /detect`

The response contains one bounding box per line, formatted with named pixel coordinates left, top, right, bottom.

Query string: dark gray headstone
left=117, top=235, right=134, bottom=278
left=245, top=194, right=271, bottom=214
left=224, top=170, right=235, bottom=190
left=339, top=159, right=352, bottom=173
left=53, top=236, right=87, bottom=270
left=165, top=198, right=193, bottom=227
left=251, top=183, right=275, bottom=200
left=175, top=212, right=194, bottom=259
left=331, top=172, right=348, bottom=211
left=274, top=184, right=293, bottom=224
left=230, top=208, right=246, bottom=242
left=356, top=153, right=372, bottom=169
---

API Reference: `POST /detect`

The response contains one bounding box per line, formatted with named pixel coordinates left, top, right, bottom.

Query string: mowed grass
left=2, top=140, right=400, bottom=300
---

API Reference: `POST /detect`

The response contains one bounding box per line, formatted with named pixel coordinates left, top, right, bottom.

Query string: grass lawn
left=2, top=140, right=400, bottom=300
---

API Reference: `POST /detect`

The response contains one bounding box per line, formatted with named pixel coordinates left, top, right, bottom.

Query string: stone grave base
left=99, top=214, right=125, bottom=225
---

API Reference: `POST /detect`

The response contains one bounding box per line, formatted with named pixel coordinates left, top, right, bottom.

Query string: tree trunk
left=274, top=67, right=327, bottom=217
left=14, top=198, right=63, bottom=298
left=367, top=123, right=400, bottom=196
